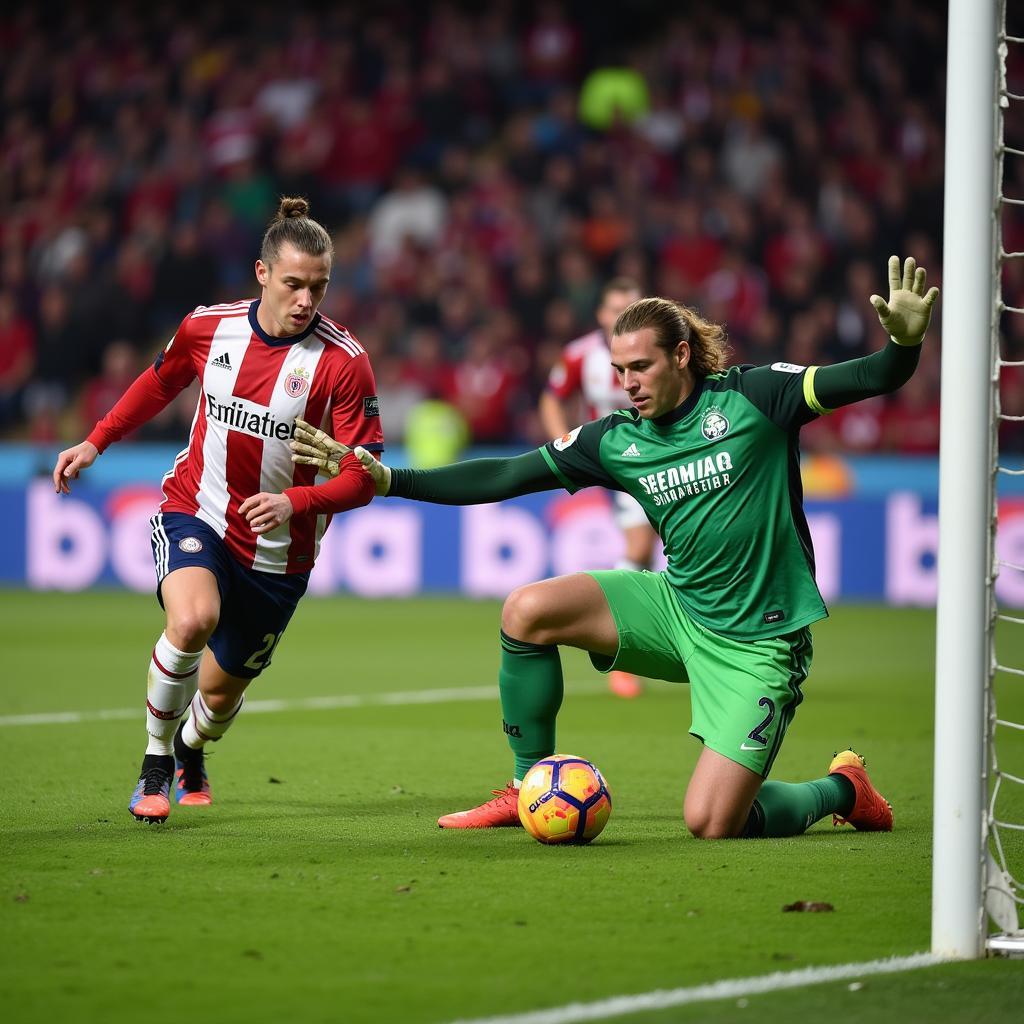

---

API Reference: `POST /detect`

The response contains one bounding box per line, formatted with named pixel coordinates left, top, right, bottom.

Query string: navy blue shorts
left=150, top=513, right=309, bottom=679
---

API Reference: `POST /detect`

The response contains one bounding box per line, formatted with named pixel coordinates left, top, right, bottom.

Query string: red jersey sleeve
left=86, top=314, right=199, bottom=453
left=284, top=352, right=384, bottom=516
left=151, top=313, right=204, bottom=389
left=546, top=349, right=583, bottom=400
left=329, top=352, right=384, bottom=451
left=285, top=454, right=376, bottom=516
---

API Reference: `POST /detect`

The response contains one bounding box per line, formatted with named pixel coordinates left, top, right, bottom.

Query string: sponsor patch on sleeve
left=363, top=396, right=381, bottom=418
left=553, top=425, right=582, bottom=451
left=770, top=362, right=806, bottom=374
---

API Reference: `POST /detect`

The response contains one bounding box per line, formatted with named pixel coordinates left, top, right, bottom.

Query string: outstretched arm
left=387, top=450, right=559, bottom=503
left=291, top=418, right=560, bottom=504
left=52, top=364, right=189, bottom=493
left=809, top=255, right=939, bottom=411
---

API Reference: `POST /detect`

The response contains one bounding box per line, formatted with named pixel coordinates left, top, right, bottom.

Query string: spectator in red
left=78, top=340, right=140, bottom=438
left=660, top=198, right=723, bottom=294
left=400, top=327, right=456, bottom=400
left=999, top=366, right=1024, bottom=453
left=801, top=396, right=887, bottom=455
left=523, top=1, right=581, bottom=100
left=700, top=247, right=766, bottom=345
left=449, top=324, right=524, bottom=443
left=325, top=97, right=400, bottom=216
left=0, top=288, right=35, bottom=429
left=880, top=362, right=941, bottom=455
left=763, top=198, right=829, bottom=295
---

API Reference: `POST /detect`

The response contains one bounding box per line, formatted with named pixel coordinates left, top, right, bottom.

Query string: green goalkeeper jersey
left=387, top=342, right=921, bottom=641
left=538, top=363, right=825, bottom=640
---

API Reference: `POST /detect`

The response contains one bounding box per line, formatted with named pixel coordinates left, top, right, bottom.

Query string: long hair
left=612, top=297, right=730, bottom=377
left=259, top=196, right=334, bottom=267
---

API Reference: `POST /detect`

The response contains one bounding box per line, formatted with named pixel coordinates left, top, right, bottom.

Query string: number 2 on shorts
left=747, top=696, right=776, bottom=746
left=244, top=632, right=282, bottom=671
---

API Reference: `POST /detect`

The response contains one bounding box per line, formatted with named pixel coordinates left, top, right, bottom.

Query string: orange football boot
left=828, top=749, right=893, bottom=831
left=437, top=783, right=522, bottom=829
left=129, top=757, right=173, bottom=823
left=173, top=725, right=212, bottom=806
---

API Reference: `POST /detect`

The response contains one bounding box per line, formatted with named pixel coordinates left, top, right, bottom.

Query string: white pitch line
left=0, top=683, right=596, bottom=728
left=0, top=685, right=502, bottom=728
left=446, top=952, right=944, bottom=1024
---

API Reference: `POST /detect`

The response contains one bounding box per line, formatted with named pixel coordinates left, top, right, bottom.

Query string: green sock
left=499, top=631, right=563, bottom=781
left=743, top=775, right=855, bottom=838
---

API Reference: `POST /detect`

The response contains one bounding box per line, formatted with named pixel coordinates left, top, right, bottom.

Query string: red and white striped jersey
left=545, top=328, right=623, bottom=419
left=89, top=300, right=383, bottom=575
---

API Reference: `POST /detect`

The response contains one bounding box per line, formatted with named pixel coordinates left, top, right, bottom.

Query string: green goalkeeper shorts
left=586, top=569, right=812, bottom=778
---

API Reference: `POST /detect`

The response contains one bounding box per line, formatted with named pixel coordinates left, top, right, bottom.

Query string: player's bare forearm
left=388, top=450, right=559, bottom=504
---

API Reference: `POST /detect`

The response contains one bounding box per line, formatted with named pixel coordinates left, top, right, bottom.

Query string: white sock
left=181, top=692, right=244, bottom=749
left=145, top=633, right=202, bottom=756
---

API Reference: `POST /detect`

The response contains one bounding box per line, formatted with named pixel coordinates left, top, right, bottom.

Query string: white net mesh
left=987, top=0, right=1024, bottom=952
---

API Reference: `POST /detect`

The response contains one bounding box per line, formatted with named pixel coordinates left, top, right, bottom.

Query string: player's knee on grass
left=684, top=813, right=743, bottom=840
left=683, top=795, right=747, bottom=840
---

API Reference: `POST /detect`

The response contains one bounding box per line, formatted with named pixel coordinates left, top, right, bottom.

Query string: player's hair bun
left=276, top=196, right=310, bottom=221
left=260, top=195, right=332, bottom=265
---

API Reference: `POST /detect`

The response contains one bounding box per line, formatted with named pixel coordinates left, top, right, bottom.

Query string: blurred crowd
left=1, top=0, right=1023, bottom=454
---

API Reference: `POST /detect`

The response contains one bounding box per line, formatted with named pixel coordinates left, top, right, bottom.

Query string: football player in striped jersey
left=54, top=198, right=383, bottom=823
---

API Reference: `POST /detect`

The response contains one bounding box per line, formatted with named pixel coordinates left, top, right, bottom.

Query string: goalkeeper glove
left=869, top=254, right=940, bottom=347
left=290, top=418, right=392, bottom=495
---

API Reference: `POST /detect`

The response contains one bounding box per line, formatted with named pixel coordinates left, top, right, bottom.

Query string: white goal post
left=934, top=0, right=1023, bottom=958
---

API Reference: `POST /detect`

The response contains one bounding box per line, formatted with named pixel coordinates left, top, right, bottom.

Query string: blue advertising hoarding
left=4, top=444, right=1024, bottom=606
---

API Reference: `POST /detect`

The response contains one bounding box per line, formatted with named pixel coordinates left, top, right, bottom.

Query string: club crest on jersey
left=700, top=407, right=730, bottom=441
left=178, top=537, right=203, bottom=553
left=284, top=367, right=310, bottom=398
left=553, top=426, right=582, bottom=451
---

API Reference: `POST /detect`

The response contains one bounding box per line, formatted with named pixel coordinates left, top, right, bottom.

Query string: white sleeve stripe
left=316, top=320, right=364, bottom=356
left=315, top=328, right=362, bottom=358
left=317, top=321, right=363, bottom=353
left=191, top=304, right=251, bottom=320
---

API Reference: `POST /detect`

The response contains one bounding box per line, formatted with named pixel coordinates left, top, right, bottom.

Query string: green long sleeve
left=387, top=449, right=559, bottom=504
left=811, top=340, right=922, bottom=410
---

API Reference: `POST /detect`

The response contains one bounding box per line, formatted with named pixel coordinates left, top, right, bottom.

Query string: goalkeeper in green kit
left=292, top=256, right=938, bottom=839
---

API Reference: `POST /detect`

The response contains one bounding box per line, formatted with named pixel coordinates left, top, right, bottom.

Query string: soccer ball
left=517, top=754, right=612, bottom=844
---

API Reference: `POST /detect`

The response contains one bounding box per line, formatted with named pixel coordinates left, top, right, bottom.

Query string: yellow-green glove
left=290, top=418, right=392, bottom=495
left=869, top=255, right=940, bottom=346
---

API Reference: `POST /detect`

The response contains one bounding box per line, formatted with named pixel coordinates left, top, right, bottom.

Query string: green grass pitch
left=1, top=591, right=1022, bottom=1023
